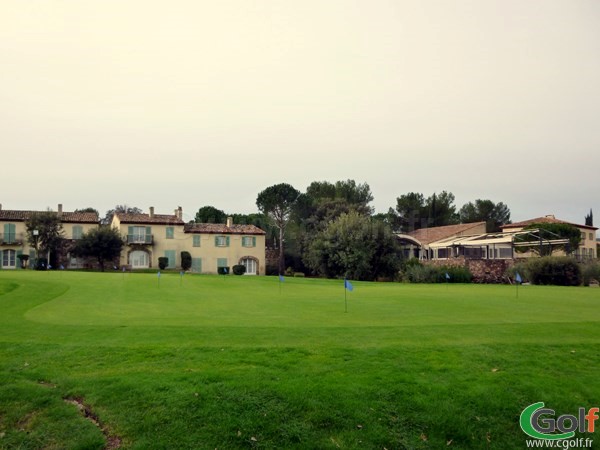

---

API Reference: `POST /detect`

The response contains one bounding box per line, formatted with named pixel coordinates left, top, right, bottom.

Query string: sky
left=1, top=0, right=599, bottom=225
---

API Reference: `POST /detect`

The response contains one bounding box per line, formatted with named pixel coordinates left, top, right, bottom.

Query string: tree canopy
left=304, top=211, right=401, bottom=281
left=395, top=191, right=458, bottom=231
left=459, top=199, right=511, bottom=232
left=103, top=205, right=143, bottom=225
left=194, top=206, right=227, bottom=224
left=256, top=183, right=301, bottom=273
left=25, top=211, right=64, bottom=260
left=72, top=227, right=124, bottom=271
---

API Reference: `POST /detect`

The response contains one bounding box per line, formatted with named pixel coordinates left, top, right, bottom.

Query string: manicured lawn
left=0, top=271, right=599, bottom=449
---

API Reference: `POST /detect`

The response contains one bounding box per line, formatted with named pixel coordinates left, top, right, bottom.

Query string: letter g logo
left=520, top=402, right=575, bottom=440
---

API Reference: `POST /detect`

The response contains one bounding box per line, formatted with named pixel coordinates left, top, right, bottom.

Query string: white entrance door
left=130, top=251, right=149, bottom=269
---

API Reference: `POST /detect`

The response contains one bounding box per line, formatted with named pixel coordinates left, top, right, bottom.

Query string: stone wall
left=425, top=258, right=515, bottom=283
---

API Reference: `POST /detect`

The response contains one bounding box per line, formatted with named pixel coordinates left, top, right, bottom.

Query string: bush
left=582, top=262, right=600, bottom=286
left=232, top=265, right=246, bottom=275
left=526, top=256, right=582, bottom=286
left=293, top=272, right=305, bottom=277
left=404, top=264, right=472, bottom=283
left=36, top=257, right=48, bottom=271
left=181, top=251, right=192, bottom=271
left=505, top=262, right=530, bottom=283
left=217, top=266, right=230, bottom=275
left=158, top=257, right=169, bottom=270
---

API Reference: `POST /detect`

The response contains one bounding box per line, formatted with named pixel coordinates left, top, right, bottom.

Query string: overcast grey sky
left=1, top=1, right=599, bottom=225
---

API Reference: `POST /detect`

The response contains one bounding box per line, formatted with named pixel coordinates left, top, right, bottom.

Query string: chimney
left=149, top=207, right=155, bottom=218
left=58, top=204, right=63, bottom=216
left=226, top=216, right=233, bottom=227
left=0, top=204, right=2, bottom=211
left=545, top=214, right=555, bottom=219
left=178, top=206, right=183, bottom=220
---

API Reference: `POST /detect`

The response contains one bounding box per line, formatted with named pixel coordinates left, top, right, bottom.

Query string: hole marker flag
left=279, top=274, right=285, bottom=282
left=445, top=272, right=450, bottom=280
left=515, top=272, right=522, bottom=284
left=157, top=271, right=161, bottom=278
left=344, top=279, right=354, bottom=292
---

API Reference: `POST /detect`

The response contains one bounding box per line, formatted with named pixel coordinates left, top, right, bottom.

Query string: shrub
left=582, top=262, right=600, bottom=286
left=293, top=272, right=305, bottom=277
left=158, top=257, right=169, bottom=270
left=443, top=266, right=473, bottom=283
left=181, top=251, right=192, bottom=271
left=404, top=264, right=472, bottom=283
left=17, top=254, right=29, bottom=269
left=505, top=262, right=530, bottom=283
left=232, top=265, right=246, bottom=275
left=217, top=266, right=230, bottom=275
left=36, top=257, right=48, bottom=271
left=526, top=256, right=582, bottom=286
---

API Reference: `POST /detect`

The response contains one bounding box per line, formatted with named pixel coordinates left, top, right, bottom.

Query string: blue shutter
left=16, top=250, right=22, bottom=270
left=146, top=227, right=152, bottom=244
left=252, top=237, right=256, bottom=247
left=214, top=236, right=219, bottom=246
left=226, top=236, right=230, bottom=247
left=0, top=250, right=3, bottom=269
left=165, top=250, right=176, bottom=269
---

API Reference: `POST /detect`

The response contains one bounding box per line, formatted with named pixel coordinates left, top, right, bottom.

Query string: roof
left=115, top=213, right=185, bottom=225
left=405, top=222, right=486, bottom=246
left=501, top=216, right=598, bottom=231
left=184, top=223, right=266, bottom=235
left=0, top=209, right=99, bottom=224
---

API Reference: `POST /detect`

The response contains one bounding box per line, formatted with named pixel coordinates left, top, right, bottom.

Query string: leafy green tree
left=194, top=206, right=227, bottom=224
left=395, top=191, right=458, bottom=231
left=25, top=211, right=64, bottom=265
left=459, top=199, right=511, bottom=232
left=181, top=251, right=192, bottom=271
left=75, top=207, right=100, bottom=216
left=304, top=211, right=401, bottom=281
left=256, top=183, right=301, bottom=274
left=72, top=227, right=124, bottom=271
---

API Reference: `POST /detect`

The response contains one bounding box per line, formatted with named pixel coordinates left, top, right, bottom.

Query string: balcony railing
left=126, top=234, right=153, bottom=245
left=0, top=233, right=24, bottom=246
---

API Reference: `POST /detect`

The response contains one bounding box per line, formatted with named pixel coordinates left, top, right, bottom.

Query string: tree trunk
left=279, top=225, right=284, bottom=275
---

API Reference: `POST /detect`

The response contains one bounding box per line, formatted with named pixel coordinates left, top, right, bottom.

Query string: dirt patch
left=64, top=397, right=122, bottom=449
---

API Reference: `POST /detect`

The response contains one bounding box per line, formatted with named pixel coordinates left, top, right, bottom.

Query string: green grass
left=0, top=271, right=599, bottom=449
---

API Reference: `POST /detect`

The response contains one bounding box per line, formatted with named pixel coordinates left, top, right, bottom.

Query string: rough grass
left=0, top=271, right=599, bottom=449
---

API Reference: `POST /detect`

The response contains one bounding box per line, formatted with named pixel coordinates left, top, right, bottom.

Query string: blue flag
left=279, top=274, right=285, bottom=282
left=515, top=272, right=522, bottom=284
left=445, top=272, right=450, bottom=280
left=180, top=271, right=184, bottom=277
left=157, top=271, right=161, bottom=278
left=344, top=279, right=354, bottom=292
left=123, top=266, right=126, bottom=272
left=60, top=264, right=65, bottom=270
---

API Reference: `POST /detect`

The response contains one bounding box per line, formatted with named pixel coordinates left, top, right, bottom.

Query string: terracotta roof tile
left=184, top=223, right=266, bottom=235
left=501, top=216, right=597, bottom=231
left=406, top=222, right=486, bottom=246
left=115, top=213, right=185, bottom=225
left=0, top=210, right=98, bottom=223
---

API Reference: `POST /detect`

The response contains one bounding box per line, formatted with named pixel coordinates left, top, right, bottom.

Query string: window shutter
left=16, top=250, right=22, bottom=270
left=214, top=236, right=218, bottom=246
left=226, top=236, right=230, bottom=247
left=0, top=250, right=3, bottom=269
left=128, top=226, right=133, bottom=236
left=252, top=237, right=256, bottom=247
left=146, top=226, right=152, bottom=243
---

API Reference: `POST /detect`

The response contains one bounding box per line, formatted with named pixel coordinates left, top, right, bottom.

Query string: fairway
left=1, top=272, right=599, bottom=449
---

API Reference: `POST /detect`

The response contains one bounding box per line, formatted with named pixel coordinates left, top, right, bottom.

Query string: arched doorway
left=130, top=250, right=150, bottom=269
left=239, top=256, right=258, bottom=275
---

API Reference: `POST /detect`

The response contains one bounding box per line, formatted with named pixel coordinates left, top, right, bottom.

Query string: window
left=242, top=236, right=256, bottom=247
left=590, top=233, right=594, bottom=241
left=165, top=250, right=176, bottom=268
left=215, top=236, right=229, bottom=247
left=3, top=224, right=16, bottom=244
left=72, top=226, right=83, bottom=240
left=581, top=232, right=586, bottom=241
left=193, top=235, right=201, bottom=247
left=191, top=258, right=202, bottom=273
left=129, top=226, right=151, bottom=244
left=2, top=249, right=16, bottom=268
left=166, top=227, right=174, bottom=239
left=217, top=258, right=228, bottom=268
